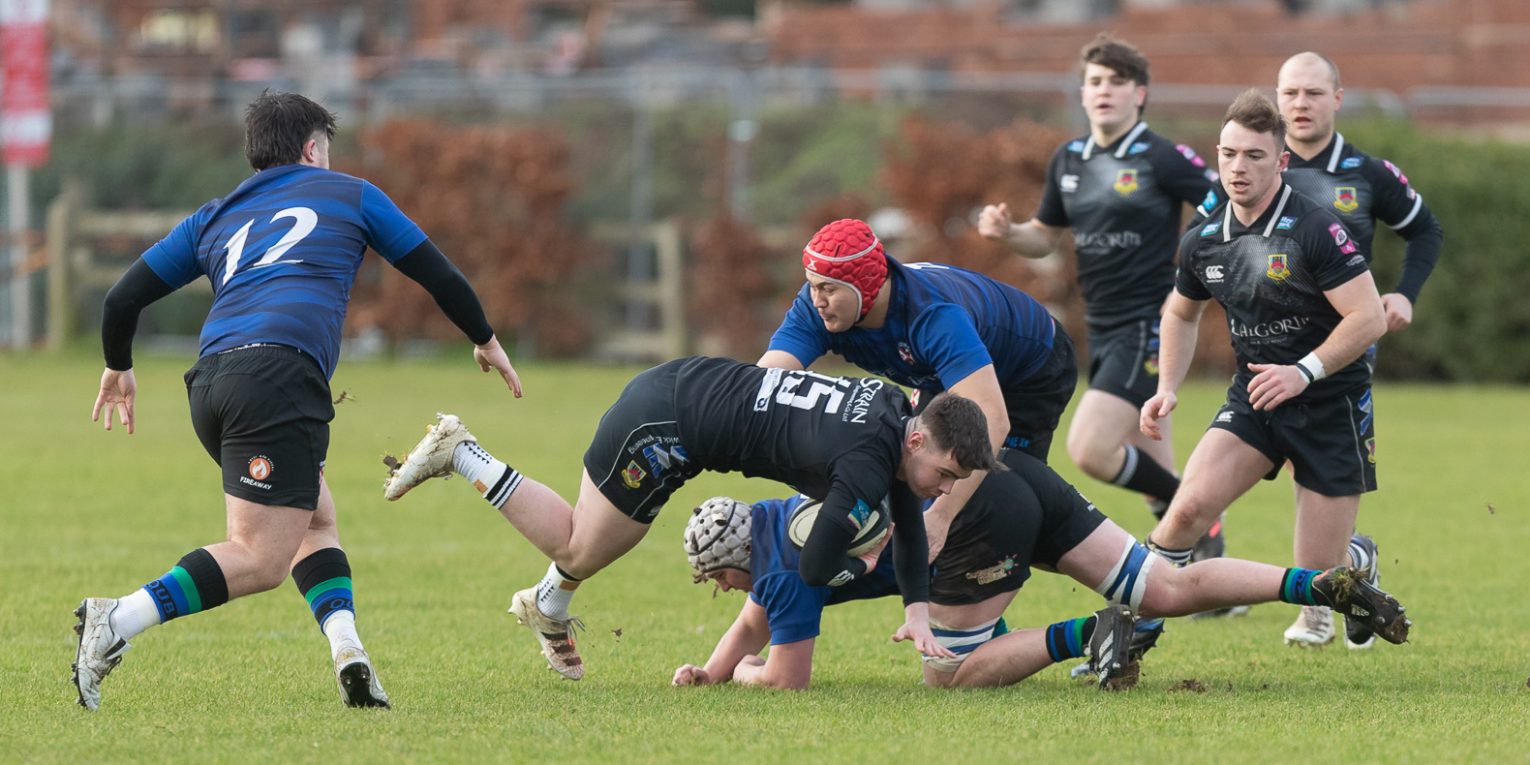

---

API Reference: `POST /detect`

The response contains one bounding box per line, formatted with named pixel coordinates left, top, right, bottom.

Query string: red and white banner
left=1, top=0, right=51, bottom=167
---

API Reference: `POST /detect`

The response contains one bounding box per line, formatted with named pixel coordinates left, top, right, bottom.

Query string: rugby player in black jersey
left=1141, top=90, right=1389, bottom=650
left=1277, top=51, right=1443, bottom=341
left=979, top=35, right=1219, bottom=545
left=382, top=357, right=1003, bottom=678
left=1273, top=51, right=1442, bottom=649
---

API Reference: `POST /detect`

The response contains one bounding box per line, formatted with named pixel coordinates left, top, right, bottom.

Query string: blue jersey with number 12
left=140, top=164, right=427, bottom=379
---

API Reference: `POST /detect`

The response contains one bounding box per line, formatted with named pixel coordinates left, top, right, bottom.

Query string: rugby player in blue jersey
left=757, top=218, right=1076, bottom=564
left=74, top=91, right=521, bottom=710
left=673, top=452, right=1410, bottom=691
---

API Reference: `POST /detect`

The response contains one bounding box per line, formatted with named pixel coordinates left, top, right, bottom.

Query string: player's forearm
left=701, top=601, right=773, bottom=684
left=891, top=502, right=931, bottom=605
left=392, top=239, right=494, bottom=345
left=1155, top=309, right=1201, bottom=395
left=1311, top=305, right=1386, bottom=372
left=1005, top=221, right=1062, bottom=259
left=1394, top=214, right=1444, bottom=304
left=101, top=258, right=175, bottom=371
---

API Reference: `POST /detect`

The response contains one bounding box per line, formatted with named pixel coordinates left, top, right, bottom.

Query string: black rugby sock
left=1111, top=445, right=1180, bottom=503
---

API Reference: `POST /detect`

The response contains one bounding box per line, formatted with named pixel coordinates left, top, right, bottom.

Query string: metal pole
left=7, top=164, right=27, bottom=348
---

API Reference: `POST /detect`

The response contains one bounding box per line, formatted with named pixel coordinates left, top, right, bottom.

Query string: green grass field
left=3, top=351, right=1528, bottom=763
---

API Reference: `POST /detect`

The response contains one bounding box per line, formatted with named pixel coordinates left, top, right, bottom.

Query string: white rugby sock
left=535, top=563, right=580, bottom=620
left=1348, top=536, right=1373, bottom=572
left=323, top=610, right=363, bottom=659
left=452, top=442, right=520, bottom=507
left=109, top=588, right=162, bottom=641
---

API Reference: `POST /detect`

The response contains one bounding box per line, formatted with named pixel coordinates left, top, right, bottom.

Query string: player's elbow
left=798, top=559, right=840, bottom=588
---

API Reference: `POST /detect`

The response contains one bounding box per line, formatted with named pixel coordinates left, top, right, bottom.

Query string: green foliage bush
left=1342, top=120, right=1530, bottom=382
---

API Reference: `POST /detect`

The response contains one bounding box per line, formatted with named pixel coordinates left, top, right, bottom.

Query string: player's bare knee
left=1137, top=567, right=1186, bottom=617
left=1066, top=435, right=1114, bottom=480
left=1163, top=492, right=1218, bottom=532
left=250, top=559, right=293, bottom=593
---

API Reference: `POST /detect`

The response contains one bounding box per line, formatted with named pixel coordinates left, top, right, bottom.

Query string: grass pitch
left=2, top=351, right=1527, bottom=763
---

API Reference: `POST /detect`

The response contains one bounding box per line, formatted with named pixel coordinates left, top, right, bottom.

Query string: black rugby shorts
left=583, top=359, right=701, bottom=524
left=185, top=345, right=333, bottom=510
left=1207, top=382, right=1378, bottom=497
left=1085, top=317, right=1162, bottom=408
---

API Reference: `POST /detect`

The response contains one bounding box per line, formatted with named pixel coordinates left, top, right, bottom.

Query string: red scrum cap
left=802, top=219, right=887, bottom=321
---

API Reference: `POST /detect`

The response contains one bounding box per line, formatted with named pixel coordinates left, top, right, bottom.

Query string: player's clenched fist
left=977, top=203, right=1014, bottom=241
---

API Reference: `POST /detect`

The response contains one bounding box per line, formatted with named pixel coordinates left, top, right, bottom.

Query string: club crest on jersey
left=1266, top=254, right=1292, bottom=281
left=897, top=342, right=917, bottom=366
left=1334, top=187, right=1359, bottom=213
left=622, top=461, right=646, bottom=489
left=1113, top=169, right=1139, bottom=196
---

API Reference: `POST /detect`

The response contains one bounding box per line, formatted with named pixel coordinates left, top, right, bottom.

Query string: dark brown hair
left=917, top=393, right=1006, bottom=473
left=1080, top=33, right=1150, bottom=86
left=1224, top=88, right=1286, bottom=148
left=244, top=90, right=338, bottom=171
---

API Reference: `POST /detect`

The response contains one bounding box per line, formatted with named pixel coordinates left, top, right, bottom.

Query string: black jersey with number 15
left=674, top=356, right=910, bottom=509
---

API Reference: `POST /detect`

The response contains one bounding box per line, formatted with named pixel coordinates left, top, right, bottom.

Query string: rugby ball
left=786, top=497, right=891, bottom=558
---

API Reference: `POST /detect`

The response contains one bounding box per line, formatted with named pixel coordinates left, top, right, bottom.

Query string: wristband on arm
left=1296, top=352, right=1327, bottom=383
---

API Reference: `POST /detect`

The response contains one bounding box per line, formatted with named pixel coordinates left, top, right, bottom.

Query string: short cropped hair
left=244, top=90, right=338, bottom=171
left=1224, top=88, right=1286, bottom=148
left=918, top=393, right=1007, bottom=474
left=1080, top=33, right=1150, bottom=86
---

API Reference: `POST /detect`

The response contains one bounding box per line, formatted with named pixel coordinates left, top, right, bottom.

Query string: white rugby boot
left=334, top=644, right=390, bottom=708
left=1284, top=605, right=1336, bottom=648
left=72, top=598, right=131, bottom=710
left=383, top=413, right=478, bottom=501
left=509, top=588, right=585, bottom=681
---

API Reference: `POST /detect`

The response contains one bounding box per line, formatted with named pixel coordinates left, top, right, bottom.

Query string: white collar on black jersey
left=1222, top=184, right=1293, bottom=242
left=1324, top=133, right=1347, bottom=173
left=1082, top=121, right=1150, bottom=161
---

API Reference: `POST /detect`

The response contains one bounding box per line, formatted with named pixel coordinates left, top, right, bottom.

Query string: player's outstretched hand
left=91, top=367, right=137, bottom=434
left=892, top=603, right=957, bottom=659
left=1246, top=362, right=1308, bottom=411
left=473, top=335, right=523, bottom=397
left=672, top=664, right=712, bottom=687
left=976, top=203, right=1013, bottom=241
left=1139, top=391, right=1177, bottom=440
